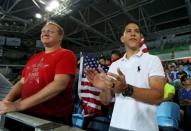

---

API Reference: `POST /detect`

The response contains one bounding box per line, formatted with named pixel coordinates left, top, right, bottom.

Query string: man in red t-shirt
left=0, top=21, right=77, bottom=125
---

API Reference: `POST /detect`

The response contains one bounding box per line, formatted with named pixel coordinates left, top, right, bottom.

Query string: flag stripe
left=81, top=81, right=93, bottom=86
left=78, top=54, right=109, bottom=115
left=82, top=97, right=102, bottom=105
left=80, top=93, right=100, bottom=100
left=81, top=89, right=100, bottom=96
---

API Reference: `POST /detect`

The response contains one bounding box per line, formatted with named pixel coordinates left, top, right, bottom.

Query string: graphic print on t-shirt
left=26, top=57, right=48, bottom=84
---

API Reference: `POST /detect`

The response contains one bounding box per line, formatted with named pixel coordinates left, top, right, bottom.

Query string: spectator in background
left=111, top=50, right=121, bottom=63
left=178, top=72, right=191, bottom=106
left=0, top=21, right=77, bottom=126
left=184, top=64, right=191, bottom=78
left=174, top=64, right=187, bottom=89
left=164, top=67, right=173, bottom=84
left=178, top=72, right=191, bottom=131
left=169, top=64, right=179, bottom=84
left=99, top=56, right=106, bottom=65
left=177, top=64, right=187, bottom=78
left=163, top=75, right=175, bottom=101
left=105, top=56, right=111, bottom=66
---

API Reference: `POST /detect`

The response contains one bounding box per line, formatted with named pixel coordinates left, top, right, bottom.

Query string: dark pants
left=183, top=105, right=191, bottom=131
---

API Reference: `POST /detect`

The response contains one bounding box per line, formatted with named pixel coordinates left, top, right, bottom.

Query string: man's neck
left=45, top=45, right=61, bottom=53
left=184, top=86, right=191, bottom=91
left=125, top=48, right=140, bottom=59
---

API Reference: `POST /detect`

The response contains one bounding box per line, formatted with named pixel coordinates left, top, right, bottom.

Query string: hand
left=0, top=100, right=19, bottom=114
left=84, top=68, right=113, bottom=90
left=107, top=68, right=127, bottom=93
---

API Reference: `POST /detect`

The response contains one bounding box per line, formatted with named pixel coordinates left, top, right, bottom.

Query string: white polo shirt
left=109, top=51, right=165, bottom=131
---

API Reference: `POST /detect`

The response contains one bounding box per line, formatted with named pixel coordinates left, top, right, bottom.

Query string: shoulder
left=142, top=53, right=162, bottom=67
left=57, top=48, right=76, bottom=58
left=142, top=53, right=160, bottom=61
left=165, top=83, right=175, bottom=89
left=59, top=48, right=75, bottom=55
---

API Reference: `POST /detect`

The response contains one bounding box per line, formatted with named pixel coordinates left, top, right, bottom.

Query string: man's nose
left=130, top=31, right=136, bottom=36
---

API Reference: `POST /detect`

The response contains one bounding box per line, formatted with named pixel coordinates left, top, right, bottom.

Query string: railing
left=0, top=112, right=84, bottom=131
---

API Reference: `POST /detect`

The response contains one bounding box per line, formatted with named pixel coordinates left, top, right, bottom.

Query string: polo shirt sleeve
left=148, top=56, right=165, bottom=77
left=55, top=50, right=77, bottom=75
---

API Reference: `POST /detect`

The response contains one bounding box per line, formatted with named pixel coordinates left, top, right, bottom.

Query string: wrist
left=122, top=84, right=134, bottom=97
left=3, top=98, right=11, bottom=102
left=14, top=102, right=24, bottom=111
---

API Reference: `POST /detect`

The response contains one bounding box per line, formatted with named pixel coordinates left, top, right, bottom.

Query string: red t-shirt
left=21, top=48, right=77, bottom=118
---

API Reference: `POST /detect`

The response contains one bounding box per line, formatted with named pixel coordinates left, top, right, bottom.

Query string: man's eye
left=135, top=30, right=140, bottom=33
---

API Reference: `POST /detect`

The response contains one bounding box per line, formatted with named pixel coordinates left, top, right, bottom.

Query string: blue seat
left=157, top=102, right=180, bottom=128
left=72, top=114, right=84, bottom=128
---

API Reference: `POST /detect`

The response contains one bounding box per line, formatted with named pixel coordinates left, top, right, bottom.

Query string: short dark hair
left=99, top=56, right=105, bottom=60
left=180, top=72, right=188, bottom=83
left=123, top=21, right=143, bottom=34
left=111, top=50, right=121, bottom=56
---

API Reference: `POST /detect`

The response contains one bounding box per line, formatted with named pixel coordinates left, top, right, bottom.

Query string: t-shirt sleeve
left=55, top=50, right=77, bottom=75
left=149, top=56, right=165, bottom=77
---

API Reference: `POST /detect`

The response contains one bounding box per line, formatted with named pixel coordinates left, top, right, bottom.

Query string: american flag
left=78, top=55, right=109, bottom=115
left=140, top=38, right=149, bottom=53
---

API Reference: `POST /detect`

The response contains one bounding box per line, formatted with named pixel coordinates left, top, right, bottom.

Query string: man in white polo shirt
left=85, top=21, right=165, bottom=131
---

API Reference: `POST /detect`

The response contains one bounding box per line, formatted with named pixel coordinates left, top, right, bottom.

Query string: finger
left=107, top=72, right=121, bottom=81
left=117, top=68, right=124, bottom=76
left=105, top=80, right=117, bottom=88
left=85, top=68, right=95, bottom=77
left=84, top=69, right=94, bottom=82
left=97, top=67, right=105, bottom=73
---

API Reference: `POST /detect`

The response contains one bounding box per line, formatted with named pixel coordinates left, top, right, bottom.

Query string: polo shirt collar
left=121, top=50, right=143, bottom=61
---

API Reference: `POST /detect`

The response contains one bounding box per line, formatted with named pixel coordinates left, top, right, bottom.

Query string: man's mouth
left=129, top=38, right=137, bottom=41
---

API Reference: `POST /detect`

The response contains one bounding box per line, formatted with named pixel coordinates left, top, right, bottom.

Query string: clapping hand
left=107, top=68, right=127, bottom=93
left=85, top=68, right=127, bottom=93
left=84, top=68, right=113, bottom=90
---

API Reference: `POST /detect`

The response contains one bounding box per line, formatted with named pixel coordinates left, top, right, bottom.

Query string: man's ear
left=120, top=36, right=124, bottom=43
left=140, top=33, right=143, bottom=37
left=60, top=36, right=63, bottom=41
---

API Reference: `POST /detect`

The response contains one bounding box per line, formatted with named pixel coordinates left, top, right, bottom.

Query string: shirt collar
left=121, top=50, right=143, bottom=61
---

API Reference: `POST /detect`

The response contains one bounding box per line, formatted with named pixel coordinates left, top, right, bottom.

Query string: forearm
left=17, top=80, right=67, bottom=111
left=100, top=89, right=113, bottom=105
left=4, top=81, right=23, bottom=102
left=132, top=87, right=163, bottom=105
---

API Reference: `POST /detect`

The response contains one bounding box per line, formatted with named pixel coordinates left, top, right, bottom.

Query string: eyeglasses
left=41, top=30, right=57, bottom=34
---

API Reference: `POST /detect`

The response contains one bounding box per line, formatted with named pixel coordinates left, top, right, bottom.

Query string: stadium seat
left=157, top=102, right=180, bottom=128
